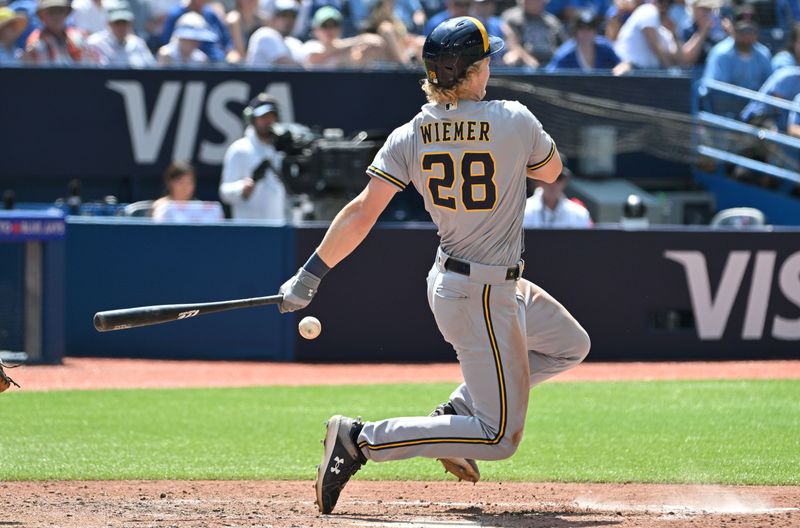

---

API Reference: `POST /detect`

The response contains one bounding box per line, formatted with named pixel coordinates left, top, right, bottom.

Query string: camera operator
left=219, top=93, right=288, bottom=221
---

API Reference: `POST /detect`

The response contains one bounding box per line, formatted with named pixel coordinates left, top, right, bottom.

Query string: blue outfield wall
left=65, top=218, right=295, bottom=361
left=65, top=219, right=800, bottom=362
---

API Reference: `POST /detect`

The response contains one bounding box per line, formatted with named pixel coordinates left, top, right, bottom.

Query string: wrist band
left=303, top=251, right=331, bottom=279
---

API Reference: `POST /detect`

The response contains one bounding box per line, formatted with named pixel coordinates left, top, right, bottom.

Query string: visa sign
left=665, top=250, right=800, bottom=340
left=107, top=80, right=294, bottom=165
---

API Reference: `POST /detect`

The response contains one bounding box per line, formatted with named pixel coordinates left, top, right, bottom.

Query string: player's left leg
left=517, top=278, right=590, bottom=387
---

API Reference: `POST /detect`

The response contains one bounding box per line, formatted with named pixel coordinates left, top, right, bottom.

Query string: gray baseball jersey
left=355, top=98, right=589, bottom=466
left=367, top=99, right=555, bottom=267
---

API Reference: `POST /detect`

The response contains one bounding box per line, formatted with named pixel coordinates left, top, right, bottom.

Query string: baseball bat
left=93, top=294, right=283, bottom=332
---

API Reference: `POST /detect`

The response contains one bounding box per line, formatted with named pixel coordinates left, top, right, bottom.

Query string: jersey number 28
left=423, top=152, right=497, bottom=211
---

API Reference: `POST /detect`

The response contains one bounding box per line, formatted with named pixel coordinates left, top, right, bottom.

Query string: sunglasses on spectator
left=44, top=6, right=70, bottom=15
left=320, top=20, right=340, bottom=28
left=277, top=9, right=297, bottom=16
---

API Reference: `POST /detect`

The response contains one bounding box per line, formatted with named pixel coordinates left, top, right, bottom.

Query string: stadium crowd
left=0, top=0, right=797, bottom=74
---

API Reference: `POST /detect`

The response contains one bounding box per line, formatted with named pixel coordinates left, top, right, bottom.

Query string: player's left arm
left=527, top=148, right=562, bottom=184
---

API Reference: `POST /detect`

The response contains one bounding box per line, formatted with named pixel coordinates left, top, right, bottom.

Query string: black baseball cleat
left=430, top=401, right=481, bottom=483
left=315, top=415, right=366, bottom=514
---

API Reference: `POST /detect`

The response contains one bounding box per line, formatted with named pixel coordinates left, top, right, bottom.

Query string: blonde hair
left=421, top=60, right=485, bottom=104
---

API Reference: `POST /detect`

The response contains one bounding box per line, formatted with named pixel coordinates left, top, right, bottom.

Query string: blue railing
left=693, top=78, right=800, bottom=225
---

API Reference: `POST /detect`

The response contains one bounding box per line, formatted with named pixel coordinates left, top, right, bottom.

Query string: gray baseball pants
left=356, top=247, right=590, bottom=463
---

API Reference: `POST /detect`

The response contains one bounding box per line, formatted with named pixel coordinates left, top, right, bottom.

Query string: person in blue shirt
left=161, top=0, right=236, bottom=62
left=8, top=0, right=39, bottom=50
left=546, top=0, right=608, bottom=25
left=546, top=10, right=619, bottom=71
left=772, top=22, right=800, bottom=71
left=423, top=0, right=470, bottom=35
left=740, top=66, right=800, bottom=130
left=702, top=5, right=773, bottom=116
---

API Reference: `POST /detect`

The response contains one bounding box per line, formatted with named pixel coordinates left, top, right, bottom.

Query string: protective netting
left=487, top=73, right=698, bottom=168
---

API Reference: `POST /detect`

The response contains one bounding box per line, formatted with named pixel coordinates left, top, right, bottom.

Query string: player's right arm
left=277, top=177, right=397, bottom=313
left=316, top=177, right=397, bottom=267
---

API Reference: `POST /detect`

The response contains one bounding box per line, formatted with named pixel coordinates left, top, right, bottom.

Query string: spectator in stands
left=160, top=0, right=237, bottom=62
left=152, top=161, right=225, bottom=222
left=546, top=10, right=620, bottom=70
left=501, top=0, right=567, bottom=67
left=388, top=0, right=425, bottom=33
left=423, top=0, right=470, bottom=35
left=301, top=6, right=389, bottom=68
left=786, top=91, right=800, bottom=136
left=361, top=0, right=425, bottom=65
left=88, top=2, right=157, bottom=66
left=0, top=6, right=26, bottom=63
left=9, top=0, right=40, bottom=51
left=152, top=161, right=196, bottom=216
left=772, top=21, right=800, bottom=71
left=740, top=66, right=800, bottom=130
left=220, top=93, right=288, bottom=221
left=679, top=0, right=727, bottom=69
left=142, top=0, right=179, bottom=50
left=294, top=0, right=369, bottom=39
left=71, top=0, right=108, bottom=34
left=702, top=4, right=772, bottom=116
left=522, top=161, right=592, bottom=228
left=613, top=0, right=680, bottom=71
left=545, top=0, right=608, bottom=26
left=226, top=0, right=266, bottom=61
left=603, top=0, right=640, bottom=41
left=471, top=0, right=503, bottom=37
left=246, top=0, right=303, bottom=65
left=22, top=0, right=97, bottom=64
left=157, top=10, right=216, bottom=64
left=666, top=0, right=687, bottom=32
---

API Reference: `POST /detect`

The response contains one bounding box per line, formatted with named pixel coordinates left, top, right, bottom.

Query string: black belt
left=443, top=256, right=523, bottom=281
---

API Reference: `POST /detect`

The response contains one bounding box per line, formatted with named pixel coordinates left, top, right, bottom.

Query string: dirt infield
left=4, top=359, right=800, bottom=527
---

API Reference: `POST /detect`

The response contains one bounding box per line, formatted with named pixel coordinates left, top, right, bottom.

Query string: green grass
left=0, top=380, right=798, bottom=484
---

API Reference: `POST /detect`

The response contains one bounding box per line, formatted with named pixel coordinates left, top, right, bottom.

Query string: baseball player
left=278, top=16, right=591, bottom=514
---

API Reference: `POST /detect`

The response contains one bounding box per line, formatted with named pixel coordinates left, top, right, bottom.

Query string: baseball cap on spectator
left=733, top=4, right=757, bottom=31
left=312, top=6, right=341, bottom=28
left=274, top=0, right=299, bottom=13
left=690, top=0, right=721, bottom=9
left=36, top=0, right=70, bottom=14
left=173, top=11, right=218, bottom=42
left=106, top=0, right=134, bottom=22
left=574, top=9, right=601, bottom=29
left=0, top=6, right=26, bottom=36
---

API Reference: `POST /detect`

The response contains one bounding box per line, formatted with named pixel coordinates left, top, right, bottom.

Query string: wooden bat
left=93, top=294, right=283, bottom=332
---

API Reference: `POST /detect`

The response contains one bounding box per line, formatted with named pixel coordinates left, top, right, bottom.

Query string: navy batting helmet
left=422, top=16, right=504, bottom=89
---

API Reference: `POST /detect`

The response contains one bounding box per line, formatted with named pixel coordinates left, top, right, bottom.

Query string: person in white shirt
left=152, top=160, right=224, bottom=222
left=156, top=10, right=215, bottom=65
left=88, top=4, right=157, bottom=66
left=523, top=163, right=592, bottom=228
left=245, top=0, right=304, bottom=66
left=71, top=0, right=108, bottom=34
left=219, top=93, right=288, bottom=221
left=613, top=0, right=680, bottom=70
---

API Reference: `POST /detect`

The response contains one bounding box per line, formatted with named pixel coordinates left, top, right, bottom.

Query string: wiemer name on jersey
left=419, top=120, right=491, bottom=144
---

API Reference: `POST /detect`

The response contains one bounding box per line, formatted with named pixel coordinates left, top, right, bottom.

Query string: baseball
left=299, top=316, right=322, bottom=340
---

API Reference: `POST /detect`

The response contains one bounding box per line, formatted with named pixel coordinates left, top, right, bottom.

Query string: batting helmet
left=422, top=16, right=504, bottom=89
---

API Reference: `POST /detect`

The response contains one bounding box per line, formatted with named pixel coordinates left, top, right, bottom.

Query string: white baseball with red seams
left=299, top=316, right=322, bottom=339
